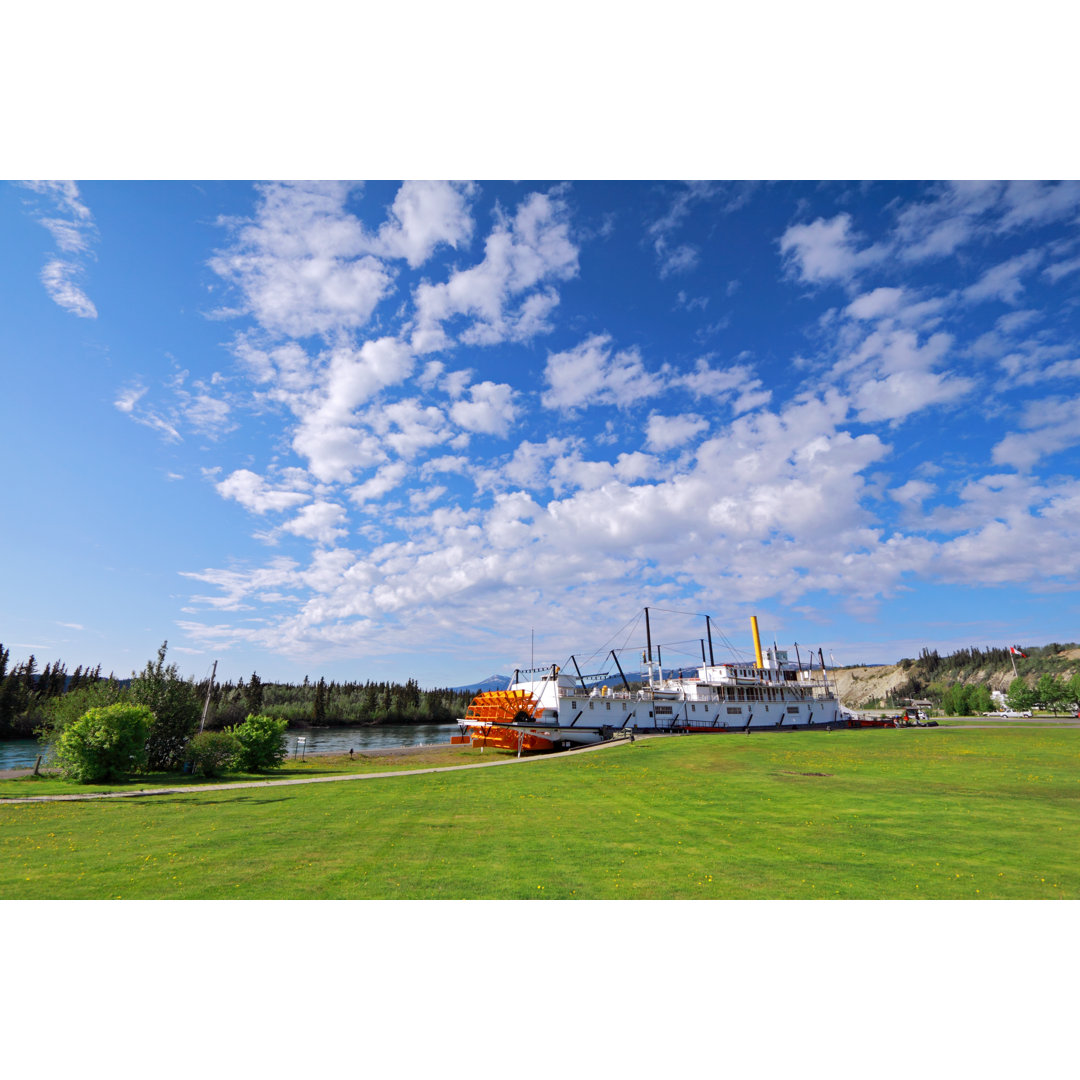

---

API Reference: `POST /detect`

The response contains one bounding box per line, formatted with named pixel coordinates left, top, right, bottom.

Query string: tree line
left=0, top=641, right=481, bottom=741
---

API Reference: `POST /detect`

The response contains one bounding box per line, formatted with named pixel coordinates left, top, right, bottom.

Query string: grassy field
left=1, top=725, right=1077, bottom=899
left=0, top=746, right=481, bottom=798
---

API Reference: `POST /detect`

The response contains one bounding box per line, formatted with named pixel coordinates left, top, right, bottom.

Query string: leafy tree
left=969, top=684, right=993, bottom=714
left=1035, top=673, right=1068, bottom=712
left=130, top=642, right=201, bottom=771
left=53, top=703, right=152, bottom=783
left=229, top=713, right=288, bottom=772
left=1068, top=672, right=1080, bottom=711
left=313, top=677, right=327, bottom=724
left=942, top=683, right=974, bottom=716
left=1007, top=677, right=1035, bottom=711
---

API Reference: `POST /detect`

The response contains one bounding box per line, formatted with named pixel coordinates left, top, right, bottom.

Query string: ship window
left=691, top=704, right=696, bottom=712
left=787, top=706, right=800, bottom=714
left=726, top=706, right=742, bottom=715
left=589, top=702, right=594, bottom=709
left=606, top=702, right=611, bottom=710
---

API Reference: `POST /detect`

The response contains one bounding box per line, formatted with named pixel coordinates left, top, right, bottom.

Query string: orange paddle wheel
left=462, top=689, right=558, bottom=751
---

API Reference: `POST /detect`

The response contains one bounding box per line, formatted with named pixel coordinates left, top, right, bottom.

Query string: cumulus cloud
left=779, top=213, right=888, bottom=286
left=210, top=181, right=393, bottom=339
left=280, top=500, right=349, bottom=545
left=541, top=334, right=665, bottom=411
left=349, top=462, right=409, bottom=505
left=369, top=180, right=475, bottom=267
left=645, top=413, right=708, bottom=451
left=449, top=380, right=518, bottom=436
left=679, top=356, right=770, bottom=410
left=216, top=469, right=311, bottom=513
left=410, top=188, right=578, bottom=353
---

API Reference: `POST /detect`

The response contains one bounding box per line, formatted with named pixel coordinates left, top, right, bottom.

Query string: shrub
left=53, top=703, right=152, bottom=783
left=187, top=730, right=241, bottom=777
left=229, top=713, right=288, bottom=772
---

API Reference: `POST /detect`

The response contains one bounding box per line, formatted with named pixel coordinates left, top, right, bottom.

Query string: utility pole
left=199, top=660, right=217, bottom=733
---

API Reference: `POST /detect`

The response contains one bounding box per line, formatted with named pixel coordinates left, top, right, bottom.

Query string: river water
left=0, top=722, right=460, bottom=771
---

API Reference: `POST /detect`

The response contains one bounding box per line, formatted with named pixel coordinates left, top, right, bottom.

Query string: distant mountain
left=451, top=670, right=654, bottom=694
left=450, top=674, right=511, bottom=694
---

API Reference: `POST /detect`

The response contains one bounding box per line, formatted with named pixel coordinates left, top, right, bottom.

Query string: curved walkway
left=0, top=738, right=633, bottom=806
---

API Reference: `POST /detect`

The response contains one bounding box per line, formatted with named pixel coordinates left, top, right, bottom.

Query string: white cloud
left=410, top=188, right=578, bottom=353
left=184, top=393, right=232, bottom=436
left=679, top=356, right=770, bottom=410
left=645, top=413, right=708, bottom=452
left=851, top=369, right=973, bottom=424
left=40, top=259, right=97, bottom=318
left=891, top=181, right=1002, bottom=262
left=210, top=181, right=393, bottom=338
left=658, top=243, right=699, bottom=277
left=280, top=500, right=349, bottom=545
left=888, top=479, right=936, bottom=507
left=541, top=334, right=665, bottom=411
left=779, top=213, right=888, bottom=286
left=845, top=287, right=907, bottom=321
left=216, top=469, right=311, bottom=514
left=962, top=250, right=1043, bottom=304
left=20, top=181, right=91, bottom=220
left=998, top=180, right=1080, bottom=230
left=18, top=183, right=99, bottom=318
left=371, top=398, right=451, bottom=459
left=280, top=337, right=416, bottom=483
left=1044, top=255, right=1080, bottom=283
left=992, top=399, right=1080, bottom=471
left=41, top=218, right=90, bottom=253
left=115, top=385, right=147, bottom=413
left=349, top=462, right=409, bottom=505
left=449, top=380, right=517, bottom=437
left=370, top=181, right=475, bottom=268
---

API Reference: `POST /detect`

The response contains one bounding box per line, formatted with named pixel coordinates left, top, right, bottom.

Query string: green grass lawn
left=0, top=746, right=481, bottom=799
left=1, top=727, right=1076, bottom=899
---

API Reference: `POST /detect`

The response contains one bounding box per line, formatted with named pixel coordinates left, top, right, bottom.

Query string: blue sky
left=3, top=179, right=1080, bottom=686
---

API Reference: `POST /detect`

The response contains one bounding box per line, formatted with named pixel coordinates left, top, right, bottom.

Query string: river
left=0, top=722, right=460, bottom=771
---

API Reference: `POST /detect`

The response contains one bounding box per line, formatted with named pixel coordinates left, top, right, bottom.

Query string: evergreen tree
left=130, top=641, right=201, bottom=770
left=245, top=671, right=264, bottom=715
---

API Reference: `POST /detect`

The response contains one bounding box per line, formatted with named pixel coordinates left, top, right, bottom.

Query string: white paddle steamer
left=457, top=611, right=846, bottom=752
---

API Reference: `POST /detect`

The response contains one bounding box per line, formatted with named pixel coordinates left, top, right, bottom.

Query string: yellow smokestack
left=751, top=615, right=764, bottom=669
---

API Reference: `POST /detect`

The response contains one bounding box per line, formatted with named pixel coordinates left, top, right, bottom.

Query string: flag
left=1010, top=646, right=1028, bottom=658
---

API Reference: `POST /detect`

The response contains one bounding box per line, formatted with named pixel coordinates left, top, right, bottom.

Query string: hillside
left=832, top=645, right=1080, bottom=708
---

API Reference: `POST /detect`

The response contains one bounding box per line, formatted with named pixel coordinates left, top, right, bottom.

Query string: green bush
left=186, top=730, right=241, bottom=777
left=228, top=713, right=288, bottom=772
left=53, top=703, right=152, bottom=783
